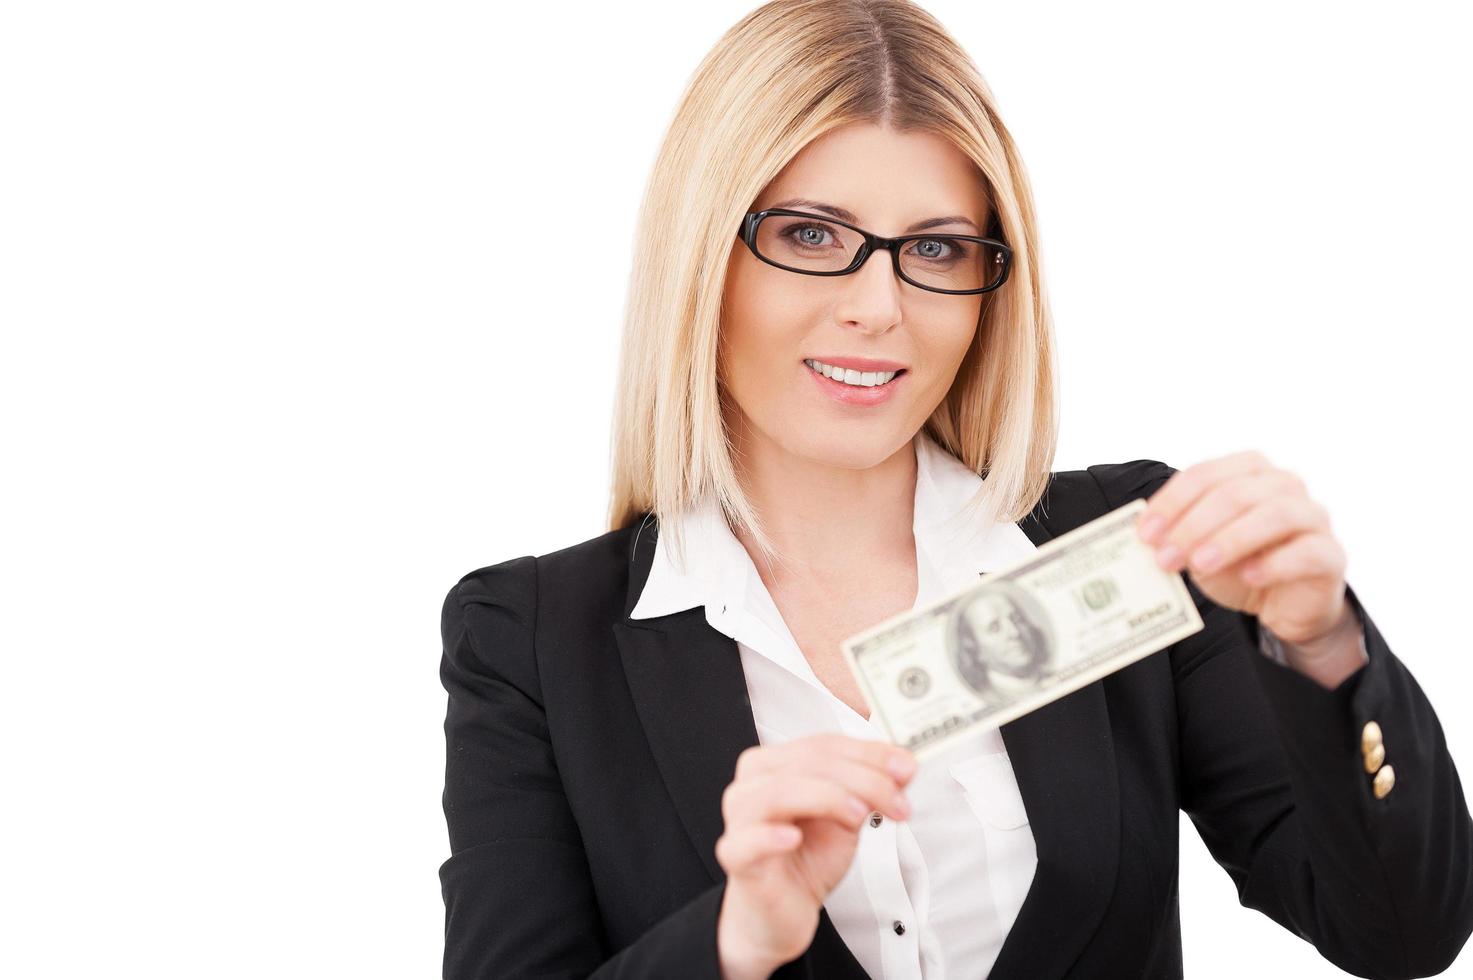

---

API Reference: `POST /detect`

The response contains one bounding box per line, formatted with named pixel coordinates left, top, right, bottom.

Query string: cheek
left=943, top=308, right=983, bottom=364
left=720, top=264, right=814, bottom=388
left=909, top=314, right=980, bottom=399
left=719, top=261, right=764, bottom=386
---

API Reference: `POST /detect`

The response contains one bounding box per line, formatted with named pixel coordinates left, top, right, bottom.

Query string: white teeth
left=805, top=359, right=900, bottom=387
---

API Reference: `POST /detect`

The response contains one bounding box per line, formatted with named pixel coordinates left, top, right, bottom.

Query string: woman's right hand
left=713, top=733, right=918, bottom=977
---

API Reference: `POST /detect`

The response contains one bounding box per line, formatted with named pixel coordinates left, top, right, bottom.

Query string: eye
left=907, top=237, right=965, bottom=262
left=783, top=222, right=839, bottom=249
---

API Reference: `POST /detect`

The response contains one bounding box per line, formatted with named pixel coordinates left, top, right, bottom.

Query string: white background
left=3, top=1, right=1470, bottom=977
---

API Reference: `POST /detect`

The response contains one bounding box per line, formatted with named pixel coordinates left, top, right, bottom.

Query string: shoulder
left=1026, top=458, right=1179, bottom=537
left=438, top=521, right=645, bottom=698
left=1081, top=458, right=1179, bottom=505
left=442, top=519, right=644, bottom=630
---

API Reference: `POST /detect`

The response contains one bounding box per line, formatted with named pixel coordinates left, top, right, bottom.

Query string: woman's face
left=720, top=121, right=991, bottom=469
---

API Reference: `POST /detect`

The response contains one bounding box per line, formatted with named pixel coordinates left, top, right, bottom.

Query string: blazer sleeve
left=1092, top=459, right=1473, bottom=979
left=439, top=556, right=729, bottom=979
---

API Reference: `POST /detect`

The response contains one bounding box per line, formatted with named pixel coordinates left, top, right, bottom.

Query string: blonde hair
left=606, top=0, right=1058, bottom=571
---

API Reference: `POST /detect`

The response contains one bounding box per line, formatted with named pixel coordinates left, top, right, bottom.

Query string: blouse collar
left=629, top=430, right=1037, bottom=622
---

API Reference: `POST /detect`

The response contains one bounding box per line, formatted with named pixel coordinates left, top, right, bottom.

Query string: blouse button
left=892, top=920, right=906, bottom=936
left=869, top=812, right=883, bottom=828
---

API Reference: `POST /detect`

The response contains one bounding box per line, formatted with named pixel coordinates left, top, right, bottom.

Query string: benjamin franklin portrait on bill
left=946, top=579, right=1054, bottom=705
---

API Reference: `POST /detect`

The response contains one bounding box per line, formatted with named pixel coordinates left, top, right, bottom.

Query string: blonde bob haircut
left=606, top=0, right=1059, bottom=572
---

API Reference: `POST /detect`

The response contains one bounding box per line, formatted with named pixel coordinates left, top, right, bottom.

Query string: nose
left=835, top=245, right=903, bottom=332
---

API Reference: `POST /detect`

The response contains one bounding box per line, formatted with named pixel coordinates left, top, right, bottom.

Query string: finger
left=831, top=735, right=918, bottom=785
left=714, top=822, right=804, bottom=874
left=1138, top=450, right=1272, bottom=545
left=743, top=733, right=917, bottom=786
left=812, top=755, right=913, bottom=821
left=1177, top=494, right=1327, bottom=577
left=723, top=771, right=877, bottom=832
left=748, top=749, right=909, bottom=818
left=1153, top=469, right=1304, bottom=573
left=1240, top=532, right=1346, bottom=587
left=741, top=744, right=915, bottom=824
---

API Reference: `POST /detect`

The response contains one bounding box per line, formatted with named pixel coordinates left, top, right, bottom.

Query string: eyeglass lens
left=754, top=213, right=1005, bottom=292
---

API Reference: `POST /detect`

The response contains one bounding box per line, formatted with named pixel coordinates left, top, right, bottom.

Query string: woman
left=438, top=1, right=1473, bottom=977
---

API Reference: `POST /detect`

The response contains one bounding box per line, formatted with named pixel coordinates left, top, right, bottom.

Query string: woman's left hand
left=1135, top=450, right=1355, bottom=648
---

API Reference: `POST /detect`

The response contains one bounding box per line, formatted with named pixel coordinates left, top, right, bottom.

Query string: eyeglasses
left=737, top=208, right=1013, bottom=295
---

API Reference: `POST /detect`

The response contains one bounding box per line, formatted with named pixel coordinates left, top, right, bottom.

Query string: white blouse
left=629, top=430, right=1042, bottom=979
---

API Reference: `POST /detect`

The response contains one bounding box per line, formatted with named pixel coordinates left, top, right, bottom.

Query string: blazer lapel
left=614, top=505, right=1122, bottom=980
left=986, top=509, right=1122, bottom=979
left=613, top=611, right=756, bottom=887
left=613, top=514, right=872, bottom=978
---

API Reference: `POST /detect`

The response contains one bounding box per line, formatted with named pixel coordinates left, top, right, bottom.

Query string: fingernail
left=1138, top=515, right=1164, bottom=544
left=1191, top=544, right=1222, bottom=572
left=891, top=792, right=911, bottom=818
left=888, top=754, right=916, bottom=781
left=1156, top=543, right=1182, bottom=570
left=847, top=797, right=870, bottom=821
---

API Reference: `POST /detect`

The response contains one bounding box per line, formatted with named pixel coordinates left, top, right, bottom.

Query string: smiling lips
left=803, top=358, right=909, bottom=405
left=804, top=357, right=904, bottom=388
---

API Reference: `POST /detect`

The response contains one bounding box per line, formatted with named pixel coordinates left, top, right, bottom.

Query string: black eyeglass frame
left=737, top=207, right=1014, bottom=296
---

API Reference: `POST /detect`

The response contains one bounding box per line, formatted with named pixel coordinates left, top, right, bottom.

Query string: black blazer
left=438, top=458, right=1473, bottom=979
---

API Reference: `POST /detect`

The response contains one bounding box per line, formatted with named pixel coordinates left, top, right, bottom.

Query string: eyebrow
left=768, top=197, right=982, bottom=234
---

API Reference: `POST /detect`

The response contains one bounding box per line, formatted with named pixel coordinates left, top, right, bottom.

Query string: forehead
left=758, top=122, right=990, bottom=221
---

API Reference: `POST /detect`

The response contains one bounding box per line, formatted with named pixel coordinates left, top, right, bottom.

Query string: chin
left=779, top=426, right=909, bottom=469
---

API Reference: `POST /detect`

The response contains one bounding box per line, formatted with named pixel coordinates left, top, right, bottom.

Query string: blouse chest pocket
left=948, top=751, right=1031, bottom=829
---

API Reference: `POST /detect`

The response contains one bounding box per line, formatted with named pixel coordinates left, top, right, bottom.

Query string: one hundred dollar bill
left=839, top=497, right=1204, bottom=762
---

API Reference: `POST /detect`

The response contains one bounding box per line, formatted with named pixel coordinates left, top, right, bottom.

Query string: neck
left=725, top=410, right=918, bottom=587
